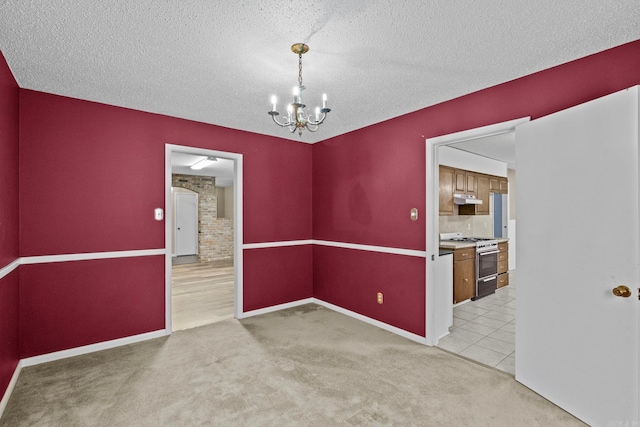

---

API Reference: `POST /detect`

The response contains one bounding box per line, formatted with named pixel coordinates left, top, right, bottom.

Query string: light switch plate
left=154, top=208, right=164, bottom=221
left=410, top=208, right=418, bottom=221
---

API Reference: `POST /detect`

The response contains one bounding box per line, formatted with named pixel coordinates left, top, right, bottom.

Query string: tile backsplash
left=439, top=215, right=494, bottom=238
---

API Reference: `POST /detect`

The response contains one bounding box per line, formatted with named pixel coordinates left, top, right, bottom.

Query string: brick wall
left=172, top=174, right=234, bottom=262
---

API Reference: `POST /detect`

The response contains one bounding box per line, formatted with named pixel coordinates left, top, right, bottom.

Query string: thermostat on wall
left=154, top=208, right=164, bottom=221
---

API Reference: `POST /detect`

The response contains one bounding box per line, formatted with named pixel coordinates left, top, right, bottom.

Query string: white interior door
left=515, top=87, right=639, bottom=425
left=175, top=192, right=198, bottom=256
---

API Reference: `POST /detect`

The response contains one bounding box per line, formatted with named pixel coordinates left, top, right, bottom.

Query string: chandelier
left=268, top=43, right=330, bottom=137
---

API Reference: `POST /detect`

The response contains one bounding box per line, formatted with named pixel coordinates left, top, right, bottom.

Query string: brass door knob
left=612, top=285, right=632, bottom=298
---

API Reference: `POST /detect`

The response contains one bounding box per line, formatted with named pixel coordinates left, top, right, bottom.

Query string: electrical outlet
left=377, top=292, right=383, bottom=304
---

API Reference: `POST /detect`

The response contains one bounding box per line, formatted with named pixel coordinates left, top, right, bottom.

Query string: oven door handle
left=478, top=250, right=499, bottom=256
left=482, top=276, right=497, bottom=282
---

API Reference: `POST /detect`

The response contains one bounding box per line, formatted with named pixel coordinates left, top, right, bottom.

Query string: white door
left=175, top=192, right=198, bottom=256
left=515, top=87, right=639, bottom=425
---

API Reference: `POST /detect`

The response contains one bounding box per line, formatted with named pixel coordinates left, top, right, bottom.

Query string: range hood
left=454, top=193, right=483, bottom=205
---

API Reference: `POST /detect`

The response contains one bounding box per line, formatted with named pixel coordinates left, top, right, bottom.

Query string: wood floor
left=171, top=259, right=234, bottom=331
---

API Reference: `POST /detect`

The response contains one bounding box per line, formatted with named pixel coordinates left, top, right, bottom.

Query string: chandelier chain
left=298, top=53, right=303, bottom=86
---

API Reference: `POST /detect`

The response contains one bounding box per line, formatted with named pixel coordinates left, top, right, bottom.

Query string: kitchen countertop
left=439, top=237, right=509, bottom=250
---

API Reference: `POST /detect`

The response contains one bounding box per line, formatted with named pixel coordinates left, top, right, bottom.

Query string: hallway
left=171, top=259, right=234, bottom=331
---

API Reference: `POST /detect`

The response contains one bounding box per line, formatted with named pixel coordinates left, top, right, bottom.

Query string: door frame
left=424, top=117, right=529, bottom=345
left=165, top=144, right=244, bottom=334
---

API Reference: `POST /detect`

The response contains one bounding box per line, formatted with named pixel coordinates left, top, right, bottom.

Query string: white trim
left=313, top=298, right=427, bottom=344
left=20, top=330, right=167, bottom=368
left=427, top=118, right=530, bottom=145
left=424, top=117, right=530, bottom=346
left=241, top=298, right=315, bottom=318
left=242, top=240, right=314, bottom=250
left=242, top=297, right=426, bottom=344
left=3, top=239, right=426, bottom=269
left=314, top=240, right=427, bottom=258
left=243, top=239, right=426, bottom=258
left=0, top=258, right=20, bottom=280
left=0, top=361, right=21, bottom=419
left=165, top=144, right=244, bottom=329
left=20, top=249, right=165, bottom=265
left=314, top=240, right=426, bottom=257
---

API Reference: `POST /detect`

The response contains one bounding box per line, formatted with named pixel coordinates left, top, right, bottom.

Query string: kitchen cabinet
left=459, top=173, right=490, bottom=215
left=453, top=247, right=475, bottom=303
left=489, top=177, right=508, bottom=194
left=440, top=166, right=507, bottom=216
left=477, top=175, right=490, bottom=214
left=490, top=177, right=500, bottom=193
left=497, top=272, right=509, bottom=288
left=439, top=166, right=455, bottom=216
left=499, top=178, right=508, bottom=194
left=497, top=242, right=509, bottom=288
left=455, top=169, right=476, bottom=195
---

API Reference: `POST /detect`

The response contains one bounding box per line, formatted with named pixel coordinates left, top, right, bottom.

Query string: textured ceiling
left=1, top=1, right=639, bottom=144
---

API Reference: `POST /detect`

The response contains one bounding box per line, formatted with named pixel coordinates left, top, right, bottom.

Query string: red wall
left=312, top=40, right=640, bottom=336
left=18, top=90, right=313, bottom=356
left=0, top=52, right=19, bottom=266
left=6, top=39, right=640, bottom=371
left=243, top=245, right=313, bottom=311
left=19, top=90, right=313, bottom=255
left=0, top=52, right=20, bottom=400
left=314, top=246, right=425, bottom=335
left=19, top=257, right=165, bottom=357
left=0, top=272, right=19, bottom=398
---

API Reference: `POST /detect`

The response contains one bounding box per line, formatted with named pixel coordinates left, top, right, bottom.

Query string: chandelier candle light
left=268, top=43, right=330, bottom=136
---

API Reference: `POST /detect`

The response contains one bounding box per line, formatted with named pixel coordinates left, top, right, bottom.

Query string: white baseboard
left=240, top=298, right=315, bottom=318
left=0, top=361, right=21, bottom=419
left=242, top=297, right=426, bottom=344
left=20, top=329, right=168, bottom=367
left=312, top=298, right=427, bottom=345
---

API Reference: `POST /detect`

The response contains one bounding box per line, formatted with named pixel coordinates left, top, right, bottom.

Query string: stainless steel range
left=440, top=232, right=499, bottom=300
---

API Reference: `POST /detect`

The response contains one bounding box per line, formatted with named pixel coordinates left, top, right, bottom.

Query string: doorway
left=425, top=118, right=529, bottom=371
left=174, top=189, right=198, bottom=258
left=165, top=144, right=244, bottom=334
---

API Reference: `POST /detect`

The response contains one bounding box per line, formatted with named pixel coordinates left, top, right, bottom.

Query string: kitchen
left=434, top=134, right=517, bottom=374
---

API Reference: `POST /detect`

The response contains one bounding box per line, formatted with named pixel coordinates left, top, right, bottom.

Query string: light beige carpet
left=0, top=304, right=584, bottom=426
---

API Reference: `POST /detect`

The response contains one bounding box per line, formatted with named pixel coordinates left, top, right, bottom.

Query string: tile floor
left=438, top=271, right=516, bottom=375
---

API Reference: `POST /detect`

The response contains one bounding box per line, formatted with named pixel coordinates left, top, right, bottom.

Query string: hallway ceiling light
left=190, top=156, right=217, bottom=170
left=268, top=43, right=330, bottom=137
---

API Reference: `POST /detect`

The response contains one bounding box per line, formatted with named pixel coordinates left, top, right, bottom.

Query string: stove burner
left=447, top=237, right=493, bottom=242
left=439, top=233, right=498, bottom=252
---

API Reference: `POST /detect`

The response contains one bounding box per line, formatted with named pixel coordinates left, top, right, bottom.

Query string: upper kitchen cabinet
left=490, top=177, right=509, bottom=194
left=440, top=166, right=507, bottom=216
left=459, top=173, right=490, bottom=215
left=455, top=169, right=476, bottom=195
left=499, top=178, right=508, bottom=194
left=439, top=166, right=455, bottom=216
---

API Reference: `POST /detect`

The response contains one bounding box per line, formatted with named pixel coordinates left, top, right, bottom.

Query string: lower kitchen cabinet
left=497, top=241, right=509, bottom=288
left=497, top=272, right=509, bottom=288
left=453, top=247, right=475, bottom=303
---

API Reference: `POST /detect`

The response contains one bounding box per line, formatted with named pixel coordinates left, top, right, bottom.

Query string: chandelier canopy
left=268, top=43, right=330, bottom=137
